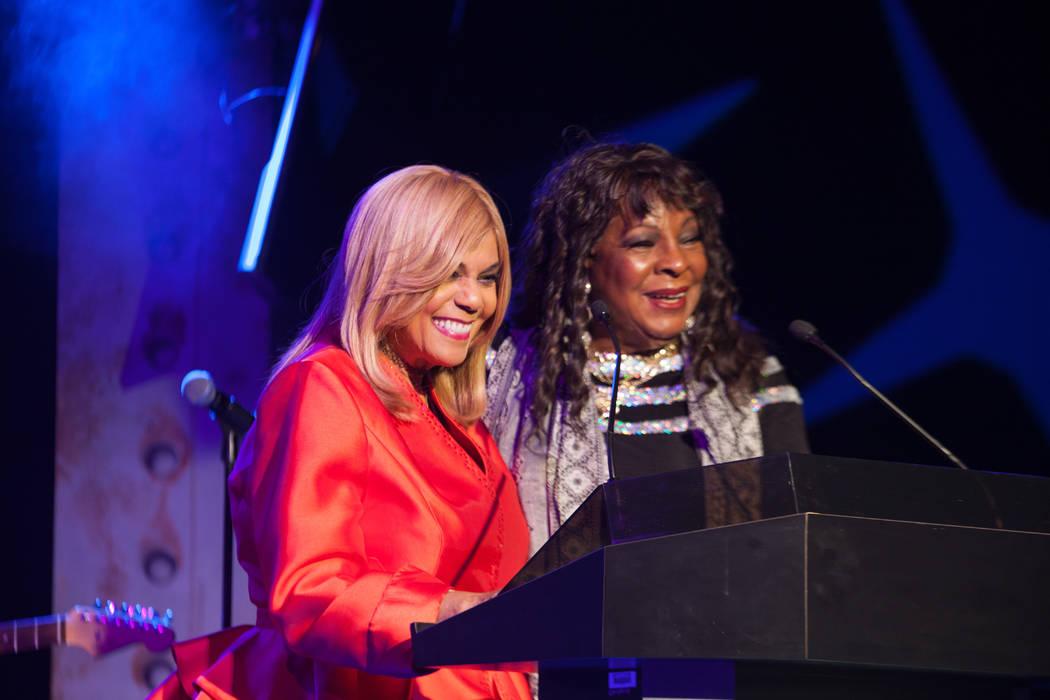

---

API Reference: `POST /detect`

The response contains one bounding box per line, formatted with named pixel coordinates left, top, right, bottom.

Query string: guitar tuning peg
left=94, top=597, right=102, bottom=609
left=164, top=608, right=174, bottom=623
left=106, top=600, right=116, bottom=615
left=121, top=601, right=129, bottom=612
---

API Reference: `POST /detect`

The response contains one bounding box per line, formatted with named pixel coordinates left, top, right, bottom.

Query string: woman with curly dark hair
left=485, top=141, right=809, bottom=555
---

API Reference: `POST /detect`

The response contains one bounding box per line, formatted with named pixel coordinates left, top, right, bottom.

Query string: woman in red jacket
left=151, top=165, right=531, bottom=699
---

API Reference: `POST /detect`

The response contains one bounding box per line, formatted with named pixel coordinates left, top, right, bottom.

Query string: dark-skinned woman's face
left=587, top=202, right=707, bottom=353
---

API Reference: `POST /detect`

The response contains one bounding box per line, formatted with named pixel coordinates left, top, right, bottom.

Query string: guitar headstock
left=64, top=600, right=175, bottom=657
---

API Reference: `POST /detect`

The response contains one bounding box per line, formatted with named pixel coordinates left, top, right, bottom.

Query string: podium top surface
left=606, top=452, right=1049, bottom=539
left=506, top=452, right=1050, bottom=590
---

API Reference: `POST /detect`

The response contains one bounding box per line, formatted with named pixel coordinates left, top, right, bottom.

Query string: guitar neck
left=0, top=614, right=64, bottom=655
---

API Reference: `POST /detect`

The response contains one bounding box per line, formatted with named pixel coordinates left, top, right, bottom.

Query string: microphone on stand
left=181, top=369, right=255, bottom=630
left=181, top=370, right=255, bottom=437
left=788, top=319, right=970, bottom=470
left=591, top=300, right=622, bottom=481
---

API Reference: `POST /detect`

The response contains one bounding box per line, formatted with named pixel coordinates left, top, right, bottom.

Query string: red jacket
left=151, top=346, right=531, bottom=699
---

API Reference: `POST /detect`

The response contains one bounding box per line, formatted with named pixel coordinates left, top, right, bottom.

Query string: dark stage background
left=2, top=1, right=1047, bottom=696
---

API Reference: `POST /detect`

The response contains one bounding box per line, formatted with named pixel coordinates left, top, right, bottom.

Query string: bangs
left=611, top=166, right=722, bottom=228
left=418, top=190, right=502, bottom=285
left=381, top=174, right=503, bottom=297
left=446, top=195, right=500, bottom=261
left=613, top=175, right=687, bottom=225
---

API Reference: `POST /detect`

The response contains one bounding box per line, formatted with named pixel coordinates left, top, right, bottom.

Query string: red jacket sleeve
left=228, top=358, right=450, bottom=678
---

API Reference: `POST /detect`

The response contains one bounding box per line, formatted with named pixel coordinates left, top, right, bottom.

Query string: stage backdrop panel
left=51, top=6, right=278, bottom=698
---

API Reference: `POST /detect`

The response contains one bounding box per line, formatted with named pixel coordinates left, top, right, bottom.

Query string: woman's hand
left=437, top=589, right=497, bottom=623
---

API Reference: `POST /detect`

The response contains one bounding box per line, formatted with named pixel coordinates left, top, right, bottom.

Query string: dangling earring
left=684, top=315, right=696, bottom=332
left=573, top=280, right=594, bottom=349
left=583, top=280, right=594, bottom=325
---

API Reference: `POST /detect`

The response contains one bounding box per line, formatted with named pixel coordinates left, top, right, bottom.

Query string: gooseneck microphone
left=788, top=319, right=969, bottom=470
left=590, top=300, right=621, bottom=481
left=181, top=370, right=255, bottom=436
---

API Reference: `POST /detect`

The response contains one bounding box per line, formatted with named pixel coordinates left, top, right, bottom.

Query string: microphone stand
left=603, top=335, right=622, bottom=482
left=591, top=301, right=622, bottom=480
left=790, top=319, right=1004, bottom=529
left=182, top=370, right=253, bottom=629
left=220, top=428, right=241, bottom=630
left=789, top=320, right=969, bottom=470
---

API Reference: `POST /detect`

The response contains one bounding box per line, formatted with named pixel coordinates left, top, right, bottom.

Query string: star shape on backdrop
left=798, top=0, right=1050, bottom=434
left=614, top=0, right=1048, bottom=442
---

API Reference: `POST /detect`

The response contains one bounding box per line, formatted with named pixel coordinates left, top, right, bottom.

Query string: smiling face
left=390, top=232, right=501, bottom=370
left=587, top=202, right=707, bottom=353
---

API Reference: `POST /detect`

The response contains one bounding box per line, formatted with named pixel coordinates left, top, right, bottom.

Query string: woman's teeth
left=434, top=318, right=471, bottom=335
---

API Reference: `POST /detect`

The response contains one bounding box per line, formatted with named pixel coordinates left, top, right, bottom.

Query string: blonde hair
left=272, top=164, right=510, bottom=424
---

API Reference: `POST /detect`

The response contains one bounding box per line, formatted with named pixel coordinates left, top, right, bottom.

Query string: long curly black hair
left=511, top=140, right=767, bottom=434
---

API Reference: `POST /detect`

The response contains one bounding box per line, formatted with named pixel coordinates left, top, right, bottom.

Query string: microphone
left=590, top=300, right=621, bottom=480
left=181, top=370, right=255, bottom=436
left=788, top=319, right=969, bottom=470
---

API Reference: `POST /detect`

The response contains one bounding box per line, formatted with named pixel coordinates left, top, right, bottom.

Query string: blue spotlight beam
left=238, top=0, right=325, bottom=273
left=619, top=79, right=759, bottom=153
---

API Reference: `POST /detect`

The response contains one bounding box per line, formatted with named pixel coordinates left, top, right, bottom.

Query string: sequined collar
left=587, top=339, right=683, bottom=387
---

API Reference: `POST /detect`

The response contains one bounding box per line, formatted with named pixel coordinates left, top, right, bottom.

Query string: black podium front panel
left=414, top=513, right=1050, bottom=677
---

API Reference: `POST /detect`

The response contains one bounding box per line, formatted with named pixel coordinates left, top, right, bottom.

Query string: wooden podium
left=412, top=453, right=1050, bottom=699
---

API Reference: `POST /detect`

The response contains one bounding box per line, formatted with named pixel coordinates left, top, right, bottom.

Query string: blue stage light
left=238, top=0, right=325, bottom=273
